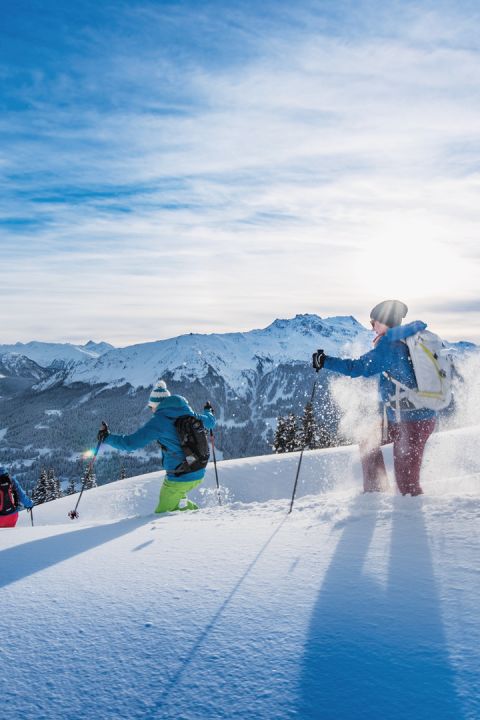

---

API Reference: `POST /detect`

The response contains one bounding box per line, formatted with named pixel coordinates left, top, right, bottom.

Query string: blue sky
left=1, top=0, right=480, bottom=344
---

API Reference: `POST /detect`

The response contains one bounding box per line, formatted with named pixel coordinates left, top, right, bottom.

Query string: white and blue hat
left=148, top=379, right=171, bottom=409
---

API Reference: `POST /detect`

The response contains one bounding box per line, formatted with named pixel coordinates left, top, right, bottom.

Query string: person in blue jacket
left=98, top=379, right=216, bottom=513
left=0, top=466, right=34, bottom=527
left=312, top=300, right=436, bottom=496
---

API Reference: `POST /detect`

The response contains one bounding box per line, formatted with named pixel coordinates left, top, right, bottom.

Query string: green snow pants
left=155, top=477, right=203, bottom=514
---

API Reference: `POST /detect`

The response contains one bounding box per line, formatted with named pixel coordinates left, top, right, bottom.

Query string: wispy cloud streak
left=1, top=1, right=479, bottom=343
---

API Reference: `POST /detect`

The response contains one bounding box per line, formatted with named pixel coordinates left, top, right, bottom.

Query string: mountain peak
left=266, top=313, right=363, bottom=335
left=267, top=313, right=322, bottom=331
left=83, top=340, right=115, bottom=353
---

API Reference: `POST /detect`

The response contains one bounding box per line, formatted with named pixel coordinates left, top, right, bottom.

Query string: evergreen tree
left=284, top=413, right=300, bottom=453
left=64, top=476, right=76, bottom=496
left=81, top=465, right=97, bottom=491
left=317, top=421, right=334, bottom=449
left=299, top=402, right=320, bottom=449
left=272, top=416, right=288, bottom=453
left=45, top=471, right=55, bottom=502
left=120, top=464, right=127, bottom=481
left=45, top=467, right=62, bottom=501
left=32, top=468, right=48, bottom=506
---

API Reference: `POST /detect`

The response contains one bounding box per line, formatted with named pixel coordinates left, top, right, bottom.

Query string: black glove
left=312, top=349, right=326, bottom=371
left=97, top=421, right=110, bottom=443
left=204, top=401, right=214, bottom=414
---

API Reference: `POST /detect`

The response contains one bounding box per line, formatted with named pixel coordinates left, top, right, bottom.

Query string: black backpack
left=173, top=415, right=210, bottom=477
left=0, top=473, right=19, bottom=515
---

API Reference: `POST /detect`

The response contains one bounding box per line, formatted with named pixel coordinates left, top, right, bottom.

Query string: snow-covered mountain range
left=3, top=315, right=475, bottom=393
left=0, top=339, right=114, bottom=368
left=39, top=314, right=369, bottom=393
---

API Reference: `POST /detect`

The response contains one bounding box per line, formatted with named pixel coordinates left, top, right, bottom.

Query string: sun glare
left=355, top=220, right=461, bottom=300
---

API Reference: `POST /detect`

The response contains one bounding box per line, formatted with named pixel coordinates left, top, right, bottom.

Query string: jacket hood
left=152, top=394, right=192, bottom=413
left=385, top=320, right=427, bottom=343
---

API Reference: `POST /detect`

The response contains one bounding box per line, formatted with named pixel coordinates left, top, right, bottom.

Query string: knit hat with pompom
left=148, top=379, right=171, bottom=409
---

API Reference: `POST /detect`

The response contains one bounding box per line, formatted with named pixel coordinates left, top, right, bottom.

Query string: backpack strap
left=382, top=337, right=416, bottom=422
left=382, top=371, right=417, bottom=423
left=382, top=403, right=388, bottom=443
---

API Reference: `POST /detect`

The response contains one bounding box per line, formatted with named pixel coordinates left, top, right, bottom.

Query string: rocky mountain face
left=0, top=353, right=51, bottom=381
left=0, top=353, right=54, bottom=399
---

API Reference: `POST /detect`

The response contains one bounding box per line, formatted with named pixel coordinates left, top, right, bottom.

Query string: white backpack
left=384, top=330, right=454, bottom=419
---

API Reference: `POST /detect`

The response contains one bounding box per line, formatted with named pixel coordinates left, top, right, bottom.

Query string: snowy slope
left=57, top=314, right=370, bottom=393
left=3, top=425, right=480, bottom=720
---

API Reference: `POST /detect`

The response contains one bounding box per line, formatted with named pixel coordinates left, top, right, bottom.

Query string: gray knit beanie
left=370, top=299, right=408, bottom=328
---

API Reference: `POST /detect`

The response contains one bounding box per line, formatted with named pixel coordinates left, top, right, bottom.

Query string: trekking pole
left=27, top=507, right=34, bottom=526
left=209, top=430, right=222, bottom=506
left=68, top=422, right=107, bottom=520
left=288, top=373, right=319, bottom=515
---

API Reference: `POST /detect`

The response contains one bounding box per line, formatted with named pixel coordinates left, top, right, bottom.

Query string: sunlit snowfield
left=3, top=426, right=480, bottom=720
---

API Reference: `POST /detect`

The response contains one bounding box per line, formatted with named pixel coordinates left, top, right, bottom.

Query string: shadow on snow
left=298, top=495, right=465, bottom=720
left=0, top=518, right=146, bottom=589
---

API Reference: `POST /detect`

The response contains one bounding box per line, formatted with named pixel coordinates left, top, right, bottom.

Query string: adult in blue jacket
left=98, top=379, right=216, bottom=512
left=0, top=466, right=34, bottom=527
left=312, top=300, right=436, bottom=496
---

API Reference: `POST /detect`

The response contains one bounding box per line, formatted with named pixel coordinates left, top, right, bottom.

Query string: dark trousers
left=360, top=419, right=436, bottom=496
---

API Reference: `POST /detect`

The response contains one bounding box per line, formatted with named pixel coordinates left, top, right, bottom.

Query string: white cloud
left=1, top=3, right=480, bottom=343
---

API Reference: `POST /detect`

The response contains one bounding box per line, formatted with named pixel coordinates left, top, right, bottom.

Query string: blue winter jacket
left=323, top=321, right=436, bottom=424
left=104, top=395, right=216, bottom=481
left=0, top=475, right=33, bottom=514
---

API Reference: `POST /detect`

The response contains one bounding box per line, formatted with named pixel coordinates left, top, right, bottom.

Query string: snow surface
left=3, top=425, right=480, bottom=720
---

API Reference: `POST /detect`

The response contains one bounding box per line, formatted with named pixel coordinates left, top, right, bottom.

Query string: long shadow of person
left=0, top=517, right=146, bottom=589
left=298, top=495, right=464, bottom=719
left=383, top=498, right=464, bottom=719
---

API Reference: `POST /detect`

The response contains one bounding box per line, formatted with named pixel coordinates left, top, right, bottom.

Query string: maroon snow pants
left=360, top=419, right=436, bottom=496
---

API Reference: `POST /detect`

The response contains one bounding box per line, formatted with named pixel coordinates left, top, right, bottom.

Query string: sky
left=1, top=0, right=479, bottom=346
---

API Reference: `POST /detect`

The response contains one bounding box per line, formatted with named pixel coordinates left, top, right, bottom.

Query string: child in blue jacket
left=98, top=379, right=216, bottom=512
left=0, top=467, right=34, bottom=527
left=312, top=300, right=437, bottom=496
